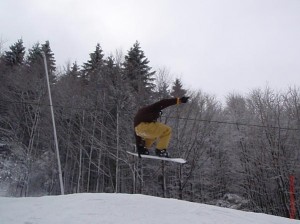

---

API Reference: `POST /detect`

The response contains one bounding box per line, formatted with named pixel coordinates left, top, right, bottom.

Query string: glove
left=180, top=96, right=189, bottom=103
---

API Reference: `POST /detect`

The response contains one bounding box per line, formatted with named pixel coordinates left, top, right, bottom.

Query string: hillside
left=0, top=193, right=298, bottom=224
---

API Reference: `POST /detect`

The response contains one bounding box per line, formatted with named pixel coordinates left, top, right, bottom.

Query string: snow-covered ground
left=0, top=193, right=298, bottom=224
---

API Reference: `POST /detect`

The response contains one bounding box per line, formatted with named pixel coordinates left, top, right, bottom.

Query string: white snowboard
left=126, top=151, right=187, bottom=164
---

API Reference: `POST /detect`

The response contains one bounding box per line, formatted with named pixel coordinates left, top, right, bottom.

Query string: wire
left=165, top=116, right=300, bottom=131
left=0, top=99, right=96, bottom=111
left=1, top=99, right=300, bottom=131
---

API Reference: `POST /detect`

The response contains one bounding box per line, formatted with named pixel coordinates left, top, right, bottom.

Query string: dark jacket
left=134, top=98, right=178, bottom=147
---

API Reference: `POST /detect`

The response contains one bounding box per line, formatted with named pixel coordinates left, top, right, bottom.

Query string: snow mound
left=0, top=193, right=298, bottom=224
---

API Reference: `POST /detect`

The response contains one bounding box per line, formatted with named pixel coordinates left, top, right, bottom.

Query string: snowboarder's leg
left=136, top=139, right=149, bottom=155
left=144, top=138, right=156, bottom=149
left=135, top=122, right=171, bottom=147
left=155, top=123, right=171, bottom=150
left=135, top=122, right=172, bottom=155
left=135, top=122, right=172, bottom=157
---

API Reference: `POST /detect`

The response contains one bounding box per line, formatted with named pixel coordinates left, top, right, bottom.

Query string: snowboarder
left=134, top=97, right=189, bottom=157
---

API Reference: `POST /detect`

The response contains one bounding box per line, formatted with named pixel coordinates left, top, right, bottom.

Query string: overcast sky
left=1, top=0, right=300, bottom=102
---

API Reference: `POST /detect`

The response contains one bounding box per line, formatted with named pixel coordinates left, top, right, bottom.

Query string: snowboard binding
left=155, top=149, right=169, bottom=158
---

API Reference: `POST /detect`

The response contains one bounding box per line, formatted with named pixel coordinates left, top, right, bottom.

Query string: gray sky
left=1, top=0, right=300, bottom=102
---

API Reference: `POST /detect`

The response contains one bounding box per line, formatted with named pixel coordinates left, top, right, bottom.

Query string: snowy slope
left=0, top=193, right=298, bottom=224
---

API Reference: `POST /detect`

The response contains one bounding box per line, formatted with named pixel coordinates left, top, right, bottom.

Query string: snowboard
left=126, top=151, right=187, bottom=164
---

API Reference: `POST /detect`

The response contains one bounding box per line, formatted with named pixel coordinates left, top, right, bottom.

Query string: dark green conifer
left=123, top=41, right=155, bottom=104
left=4, top=39, right=25, bottom=66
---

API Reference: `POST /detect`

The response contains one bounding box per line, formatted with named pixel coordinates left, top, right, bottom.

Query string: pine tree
left=69, top=61, right=81, bottom=79
left=170, top=78, right=187, bottom=97
left=105, top=56, right=119, bottom=87
left=78, top=43, right=105, bottom=87
left=26, top=43, right=42, bottom=65
left=4, top=39, right=25, bottom=66
left=83, top=43, right=104, bottom=74
left=123, top=41, right=155, bottom=105
left=25, top=43, right=46, bottom=82
left=26, top=41, right=56, bottom=84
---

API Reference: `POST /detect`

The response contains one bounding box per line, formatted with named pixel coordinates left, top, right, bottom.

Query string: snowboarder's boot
left=138, top=146, right=150, bottom=155
left=155, top=149, right=169, bottom=157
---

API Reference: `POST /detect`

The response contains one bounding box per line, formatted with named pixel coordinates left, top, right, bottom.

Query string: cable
left=1, top=99, right=300, bottom=131
left=0, top=99, right=96, bottom=111
left=165, top=116, right=300, bottom=131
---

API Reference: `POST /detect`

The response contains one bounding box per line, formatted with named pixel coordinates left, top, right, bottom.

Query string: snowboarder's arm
left=144, top=98, right=182, bottom=113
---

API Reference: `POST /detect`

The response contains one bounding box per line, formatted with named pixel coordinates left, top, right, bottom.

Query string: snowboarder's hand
left=180, top=96, right=189, bottom=103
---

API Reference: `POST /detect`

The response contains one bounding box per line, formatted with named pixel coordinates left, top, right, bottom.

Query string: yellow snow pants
left=135, top=122, right=172, bottom=150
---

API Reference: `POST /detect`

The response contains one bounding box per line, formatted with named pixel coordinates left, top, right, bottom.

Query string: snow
left=0, top=193, right=298, bottom=224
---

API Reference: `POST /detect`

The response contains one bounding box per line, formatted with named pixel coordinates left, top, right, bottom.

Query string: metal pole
left=42, top=52, right=64, bottom=195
